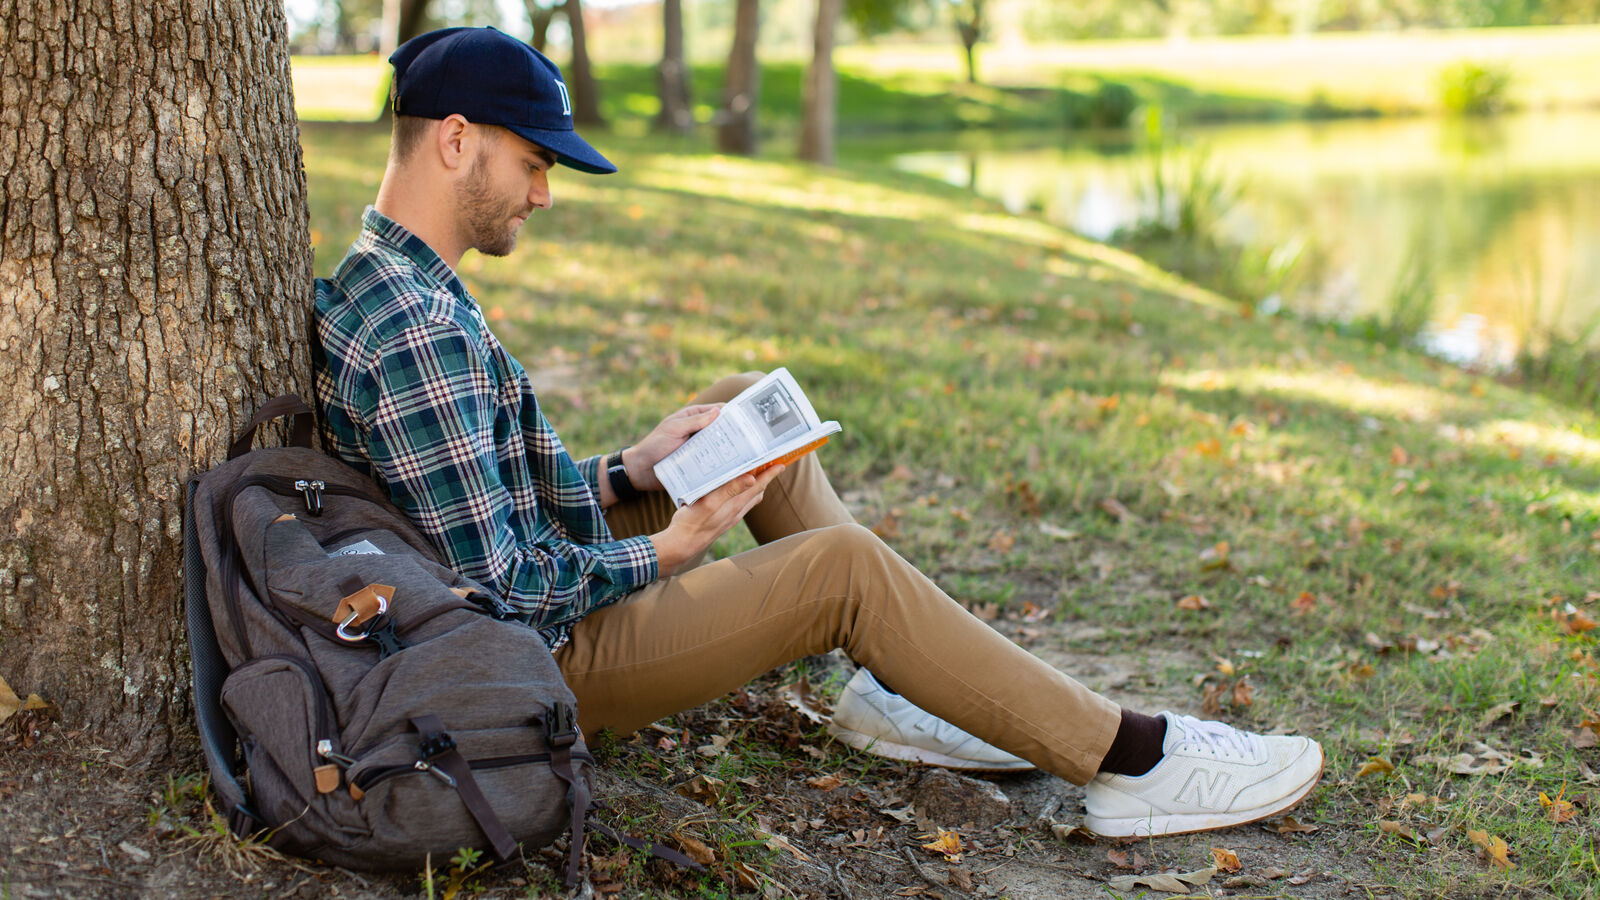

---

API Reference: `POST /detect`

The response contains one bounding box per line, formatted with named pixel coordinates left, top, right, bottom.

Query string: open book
left=654, top=368, right=842, bottom=508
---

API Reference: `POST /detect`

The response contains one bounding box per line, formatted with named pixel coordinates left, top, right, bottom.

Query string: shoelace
left=1171, top=715, right=1264, bottom=761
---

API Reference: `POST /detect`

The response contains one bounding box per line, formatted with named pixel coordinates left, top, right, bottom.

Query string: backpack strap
left=544, top=703, right=591, bottom=889
left=227, top=395, right=315, bottom=460
left=410, top=714, right=518, bottom=862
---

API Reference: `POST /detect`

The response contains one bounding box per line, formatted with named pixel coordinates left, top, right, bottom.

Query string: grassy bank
left=294, top=25, right=1600, bottom=129
left=302, top=121, right=1600, bottom=897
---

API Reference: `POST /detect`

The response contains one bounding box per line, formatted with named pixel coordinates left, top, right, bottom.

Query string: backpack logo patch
left=330, top=539, right=385, bottom=557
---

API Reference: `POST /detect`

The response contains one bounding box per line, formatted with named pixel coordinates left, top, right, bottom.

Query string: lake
left=886, top=111, right=1600, bottom=368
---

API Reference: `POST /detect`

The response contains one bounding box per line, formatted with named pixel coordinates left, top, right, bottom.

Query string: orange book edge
left=747, top=435, right=830, bottom=477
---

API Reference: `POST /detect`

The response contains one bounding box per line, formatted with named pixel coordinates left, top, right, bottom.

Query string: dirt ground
left=1, top=628, right=1404, bottom=900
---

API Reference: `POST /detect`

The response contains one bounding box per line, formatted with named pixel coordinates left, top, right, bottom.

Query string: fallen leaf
left=987, top=530, right=1015, bottom=553
left=1540, top=789, right=1578, bottom=824
left=1211, top=847, right=1242, bottom=873
left=1291, top=591, right=1318, bottom=614
left=1575, top=728, right=1599, bottom=750
left=1199, top=542, right=1231, bottom=570
left=1357, top=757, right=1396, bottom=778
left=1049, top=823, right=1095, bottom=843
left=673, top=832, right=718, bottom=866
left=1563, top=609, right=1598, bottom=635
left=807, top=773, right=845, bottom=792
left=1107, top=848, right=1132, bottom=869
left=1099, top=497, right=1141, bottom=524
left=1378, top=820, right=1422, bottom=843
left=1105, top=867, right=1217, bottom=893
left=1468, top=829, right=1514, bottom=869
left=1266, top=816, right=1319, bottom=834
left=1038, top=522, right=1079, bottom=541
left=1177, top=594, right=1212, bottom=611
left=1477, top=701, right=1518, bottom=729
left=1232, top=678, right=1255, bottom=707
left=920, top=828, right=964, bottom=861
left=675, top=774, right=727, bottom=805
left=0, top=674, right=20, bottom=724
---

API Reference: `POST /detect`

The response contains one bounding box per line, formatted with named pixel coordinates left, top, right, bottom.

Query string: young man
left=312, top=26, right=1323, bottom=839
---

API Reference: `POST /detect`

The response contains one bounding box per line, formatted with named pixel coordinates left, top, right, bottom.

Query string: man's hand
left=649, top=465, right=784, bottom=576
left=620, top=404, right=723, bottom=493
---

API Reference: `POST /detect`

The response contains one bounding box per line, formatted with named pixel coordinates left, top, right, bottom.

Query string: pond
left=884, top=111, right=1600, bottom=369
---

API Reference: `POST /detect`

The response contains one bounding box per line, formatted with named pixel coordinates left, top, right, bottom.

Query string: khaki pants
left=555, top=374, right=1121, bottom=784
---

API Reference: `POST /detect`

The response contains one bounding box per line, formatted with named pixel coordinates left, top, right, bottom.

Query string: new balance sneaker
left=1083, top=712, right=1323, bottom=837
left=827, top=668, right=1035, bottom=772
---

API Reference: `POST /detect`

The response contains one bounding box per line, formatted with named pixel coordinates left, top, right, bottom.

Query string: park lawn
left=294, top=25, right=1600, bottom=129
left=300, top=121, right=1600, bottom=896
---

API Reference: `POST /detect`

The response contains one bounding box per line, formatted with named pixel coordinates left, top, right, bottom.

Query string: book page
left=654, top=369, right=840, bottom=506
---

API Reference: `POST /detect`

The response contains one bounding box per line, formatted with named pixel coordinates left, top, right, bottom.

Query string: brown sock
left=1097, top=709, right=1168, bottom=776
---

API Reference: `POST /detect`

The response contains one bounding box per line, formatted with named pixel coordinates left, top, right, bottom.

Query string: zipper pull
left=294, top=479, right=325, bottom=516
left=413, top=759, right=457, bottom=788
left=316, top=739, right=357, bottom=768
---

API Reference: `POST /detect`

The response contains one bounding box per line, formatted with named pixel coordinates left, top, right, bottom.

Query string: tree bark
left=799, top=0, right=840, bottom=165
left=654, top=0, right=693, bottom=134
left=565, top=0, right=605, bottom=127
left=716, top=0, right=761, bottom=156
left=0, top=0, right=311, bottom=758
left=525, top=0, right=563, bottom=55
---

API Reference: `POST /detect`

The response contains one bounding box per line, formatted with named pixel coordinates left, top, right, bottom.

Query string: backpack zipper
left=352, top=749, right=596, bottom=791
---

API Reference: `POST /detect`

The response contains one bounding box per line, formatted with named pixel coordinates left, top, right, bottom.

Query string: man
left=312, top=26, right=1323, bottom=839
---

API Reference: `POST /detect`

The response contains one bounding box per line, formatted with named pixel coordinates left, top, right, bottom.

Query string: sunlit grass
left=302, top=120, right=1600, bottom=896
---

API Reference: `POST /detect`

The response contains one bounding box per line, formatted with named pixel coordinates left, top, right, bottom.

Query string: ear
left=436, top=114, right=472, bottom=172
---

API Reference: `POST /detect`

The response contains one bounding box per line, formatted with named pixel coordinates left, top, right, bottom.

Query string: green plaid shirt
left=313, top=207, right=657, bottom=649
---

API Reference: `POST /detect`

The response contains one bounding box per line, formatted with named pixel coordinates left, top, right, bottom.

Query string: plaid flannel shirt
left=312, top=207, right=658, bottom=650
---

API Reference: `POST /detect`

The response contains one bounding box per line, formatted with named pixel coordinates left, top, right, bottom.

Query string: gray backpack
left=185, top=397, right=598, bottom=883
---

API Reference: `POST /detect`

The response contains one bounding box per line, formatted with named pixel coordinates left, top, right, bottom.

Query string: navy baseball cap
left=389, top=26, right=617, bottom=175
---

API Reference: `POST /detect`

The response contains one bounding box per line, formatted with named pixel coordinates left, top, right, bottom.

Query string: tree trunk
left=566, top=0, right=605, bottom=127
left=0, top=0, right=311, bottom=758
left=956, top=0, right=984, bottom=85
left=525, top=0, right=562, bottom=54
left=716, top=0, right=761, bottom=156
left=379, top=0, right=433, bottom=122
left=799, top=0, right=841, bottom=165
left=654, top=0, right=693, bottom=134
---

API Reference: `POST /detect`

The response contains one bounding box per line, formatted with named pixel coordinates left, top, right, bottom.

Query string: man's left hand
left=621, top=404, right=723, bottom=492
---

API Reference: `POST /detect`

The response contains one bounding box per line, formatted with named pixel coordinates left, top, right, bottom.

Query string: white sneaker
left=1083, top=712, right=1323, bottom=838
left=827, top=668, right=1035, bottom=772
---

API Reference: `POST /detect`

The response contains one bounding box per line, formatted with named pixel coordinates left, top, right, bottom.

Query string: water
left=886, top=111, right=1600, bottom=368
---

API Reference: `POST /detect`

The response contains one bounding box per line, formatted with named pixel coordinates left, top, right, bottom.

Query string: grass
left=292, top=25, right=1600, bottom=129
left=301, top=115, right=1600, bottom=896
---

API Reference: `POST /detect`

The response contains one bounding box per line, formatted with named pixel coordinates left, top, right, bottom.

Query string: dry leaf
left=1049, top=823, right=1095, bottom=843
left=1477, top=701, right=1518, bottom=729
left=1468, top=829, right=1514, bottom=869
left=807, top=773, right=845, bottom=792
left=920, top=828, right=964, bottom=861
left=1378, top=820, right=1422, bottom=842
left=675, top=774, right=727, bottom=805
left=1177, top=594, right=1212, bottom=611
left=988, top=530, right=1016, bottom=553
left=1540, top=789, right=1578, bottom=824
left=1267, top=816, right=1319, bottom=834
left=1291, top=591, right=1318, bottom=614
left=1575, top=728, right=1599, bottom=750
left=1210, top=847, right=1242, bottom=873
left=0, top=674, right=21, bottom=724
left=1563, top=609, right=1598, bottom=635
left=1199, top=542, right=1231, bottom=570
left=1105, top=867, right=1217, bottom=893
left=1038, top=522, right=1079, bottom=541
left=1099, top=497, right=1141, bottom=524
left=1356, top=757, right=1396, bottom=778
left=673, top=832, right=718, bottom=866
left=1232, top=678, right=1255, bottom=707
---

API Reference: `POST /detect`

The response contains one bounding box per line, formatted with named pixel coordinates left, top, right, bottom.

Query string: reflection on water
left=888, top=112, right=1600, bottom=367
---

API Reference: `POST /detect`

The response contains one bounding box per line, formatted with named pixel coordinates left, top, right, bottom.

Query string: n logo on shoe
left=1173, top=768, right=1231, bottom=809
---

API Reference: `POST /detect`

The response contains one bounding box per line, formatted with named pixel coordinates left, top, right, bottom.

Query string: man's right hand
left=649, top=464, right=785, bottom=576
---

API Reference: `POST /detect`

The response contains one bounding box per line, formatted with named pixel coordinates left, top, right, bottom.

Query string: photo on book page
left=653, top=368, right=841, bottom=507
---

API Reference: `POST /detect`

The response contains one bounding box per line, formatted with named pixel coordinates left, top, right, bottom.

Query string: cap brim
left=506, top=124, right=617, bottom=175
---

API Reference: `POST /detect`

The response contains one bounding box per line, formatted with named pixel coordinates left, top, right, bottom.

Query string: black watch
left=606, top=447, right=641, bottom=502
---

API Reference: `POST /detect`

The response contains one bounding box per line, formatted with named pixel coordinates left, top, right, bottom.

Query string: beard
left=455, top=156, right=530, bottom=258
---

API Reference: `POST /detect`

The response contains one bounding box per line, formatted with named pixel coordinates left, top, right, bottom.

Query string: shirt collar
left=358, top=206, right=473, bottom=305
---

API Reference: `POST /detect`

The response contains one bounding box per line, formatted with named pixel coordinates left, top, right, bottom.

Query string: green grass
left=302, top=120, right=1600, bottom=896
left=293, top=25, right=1600, bottom=129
